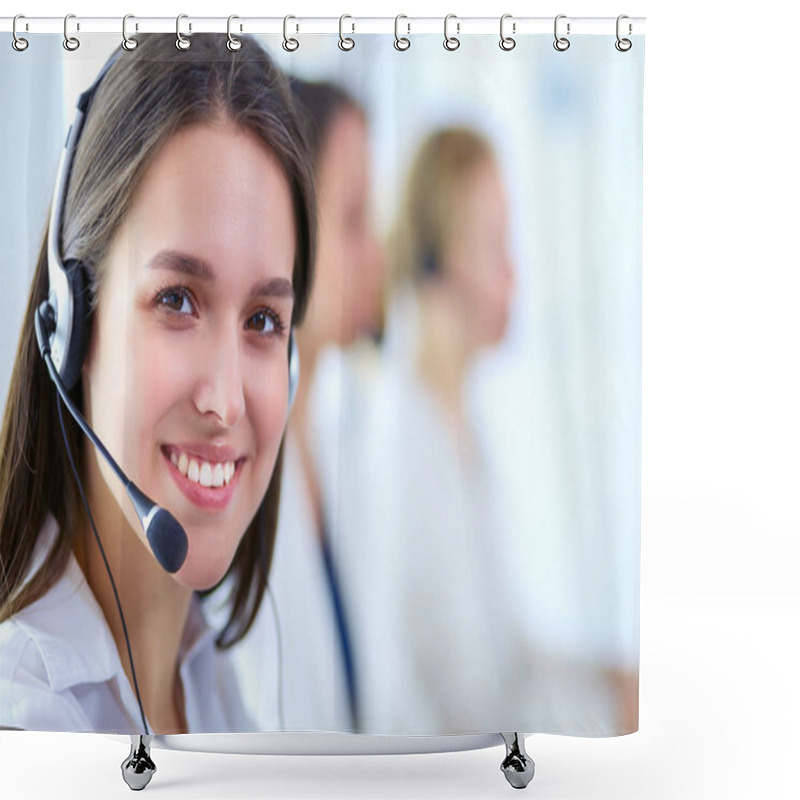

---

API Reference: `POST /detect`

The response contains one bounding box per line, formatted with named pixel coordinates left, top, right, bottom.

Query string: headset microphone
left=35, top=300, right=189, bottom=573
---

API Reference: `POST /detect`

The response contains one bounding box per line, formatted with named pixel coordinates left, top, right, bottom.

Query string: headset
left=35, top=44, right=294, bottom=734
left=421, top=247, right=441, bottom=278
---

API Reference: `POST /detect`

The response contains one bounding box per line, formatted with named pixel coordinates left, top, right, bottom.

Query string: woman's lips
left=161, top=447, right=243, bottom=512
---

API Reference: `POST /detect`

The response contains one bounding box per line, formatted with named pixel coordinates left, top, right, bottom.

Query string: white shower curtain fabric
left=0, top=30, right=643, bottom=738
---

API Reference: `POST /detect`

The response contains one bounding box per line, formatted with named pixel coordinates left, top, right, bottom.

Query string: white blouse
left=0, top=513, right=257, bottom=734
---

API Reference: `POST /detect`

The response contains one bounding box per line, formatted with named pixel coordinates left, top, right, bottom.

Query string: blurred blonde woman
left=333, top=127, right=523, bottom=734
left=343, top=127, right=638, bottom=736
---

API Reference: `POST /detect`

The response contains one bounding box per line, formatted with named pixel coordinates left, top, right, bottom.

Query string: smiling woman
left=85, top=120, right=298, bottom=591
left=0, top=34, right=315, bottom=737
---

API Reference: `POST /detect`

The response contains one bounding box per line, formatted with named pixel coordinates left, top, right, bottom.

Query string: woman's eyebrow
left=146, top=249, right=294, bottom=300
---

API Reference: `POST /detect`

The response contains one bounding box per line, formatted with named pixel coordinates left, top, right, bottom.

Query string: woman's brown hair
left=0, top=33, right=316, bottom=649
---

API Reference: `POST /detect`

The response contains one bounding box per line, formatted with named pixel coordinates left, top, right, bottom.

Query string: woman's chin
left=172, top=551, right=233, bottom=592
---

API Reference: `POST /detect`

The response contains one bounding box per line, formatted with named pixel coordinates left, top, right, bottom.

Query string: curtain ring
left=122, top=14, right=138, bottom=51
left=63, top=14, right=80, bottom=51
left=443, top=14, right=460, bottom=51
left=553, top=14, right=570, bottom=51
left=615, top=15, right=632, bottom=52
left=500, top=14, right=516, bottom=51
left=394, top=15, right=410, bottom=51
left=339, top=14, right=355, bottom=51
left=12, top=15, right=29, bottom=51
left=227, top=15, right=242, bottom=51
left=176, top=14, right=191, bottom=50
left=283, top=15, right=299, bottom=51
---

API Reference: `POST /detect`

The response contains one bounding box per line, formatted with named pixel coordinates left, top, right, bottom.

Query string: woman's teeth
left=170, top=450, right=236, bottom=488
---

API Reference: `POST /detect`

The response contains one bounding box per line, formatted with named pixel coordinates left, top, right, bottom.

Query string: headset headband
left=45, top=48, right=122, bottom=391
left=43, top=44, right=299, bottom=410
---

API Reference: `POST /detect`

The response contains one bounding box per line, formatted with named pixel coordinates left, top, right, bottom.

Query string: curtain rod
left=1, top=16, right=646, bottom=37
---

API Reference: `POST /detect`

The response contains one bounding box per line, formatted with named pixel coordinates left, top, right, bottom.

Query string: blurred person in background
left=337, top=126, right=638, bottom=735
left=360, top=125, right=639, bottom=736
left=334, top=127, right=523, bottom=734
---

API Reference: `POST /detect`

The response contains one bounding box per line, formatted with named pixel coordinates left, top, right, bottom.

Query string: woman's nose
left=192, top=326, right=246, bottom=428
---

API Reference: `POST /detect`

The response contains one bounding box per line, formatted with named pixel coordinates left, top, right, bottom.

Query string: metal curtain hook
left=176, top=14, right=191, bottom=50
left=500, top=14, right=516, bottom=51
left=616, top=14, right=632, bottom=51
left=227, top=15, right=242, bottom=51
left=283, top=15, right=299, bottom=51
left=63, top=14, right=80, bottom=51
left=553, top=14, right=570, bottom=51
left=339, top=14, right=355, bottom=51
left=122, top=14, right=138, bottom=51
left=444, top=14, right=460, bottom=51
left=394, top=14, right=411, bottom=51
left=12, top=14, right=29, bottom=51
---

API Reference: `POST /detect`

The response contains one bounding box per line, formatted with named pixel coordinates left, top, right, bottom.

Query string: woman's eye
left=246, top=309, right=283, bottom=335
left=156, top=287, right=194, bottom=315
left=154, top=287, right=283, bottom=337
left=249, top=312, right=271, bottom=332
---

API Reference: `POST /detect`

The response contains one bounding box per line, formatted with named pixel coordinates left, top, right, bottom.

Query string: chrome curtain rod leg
left=500, top=732, right=535, bottom=789
left=121, top=734, right=157, bottom=790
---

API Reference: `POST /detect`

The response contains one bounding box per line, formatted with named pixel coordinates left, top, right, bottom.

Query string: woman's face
left=303, top=107, right=384, bottom=346
left=81, top=122, right=296, bottom=590
left=445, top=157, right=515, bottom=347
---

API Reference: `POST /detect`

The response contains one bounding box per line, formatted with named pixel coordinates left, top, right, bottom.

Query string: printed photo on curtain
left=0, top=22, right=643, bottom=763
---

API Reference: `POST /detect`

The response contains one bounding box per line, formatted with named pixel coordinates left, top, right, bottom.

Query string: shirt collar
left=14, top=512, right=218, bottom=694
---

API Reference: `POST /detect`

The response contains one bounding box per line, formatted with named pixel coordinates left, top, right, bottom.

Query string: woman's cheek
left=88, top=294, right=142, bottom=458
left=132, top=322, right=197, bottom=405
left=147, top=341, right=184, bottom=397
left=249, top=356, right=289, bottom=456
left=128, top=326, right=195, bottom=465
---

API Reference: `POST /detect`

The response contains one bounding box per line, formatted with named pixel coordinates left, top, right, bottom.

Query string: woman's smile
left=161, top=444, right=246, bottom=512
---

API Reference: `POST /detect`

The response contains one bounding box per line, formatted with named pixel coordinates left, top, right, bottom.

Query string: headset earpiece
left=51, top=259, right=92, bottom=393
left=421, top=246, right=440, bottom=278
left=287, top=328, right=300, bottom=416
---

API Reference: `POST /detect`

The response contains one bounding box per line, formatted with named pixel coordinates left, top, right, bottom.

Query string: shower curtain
left=0, top=21, right=643, bottom=745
